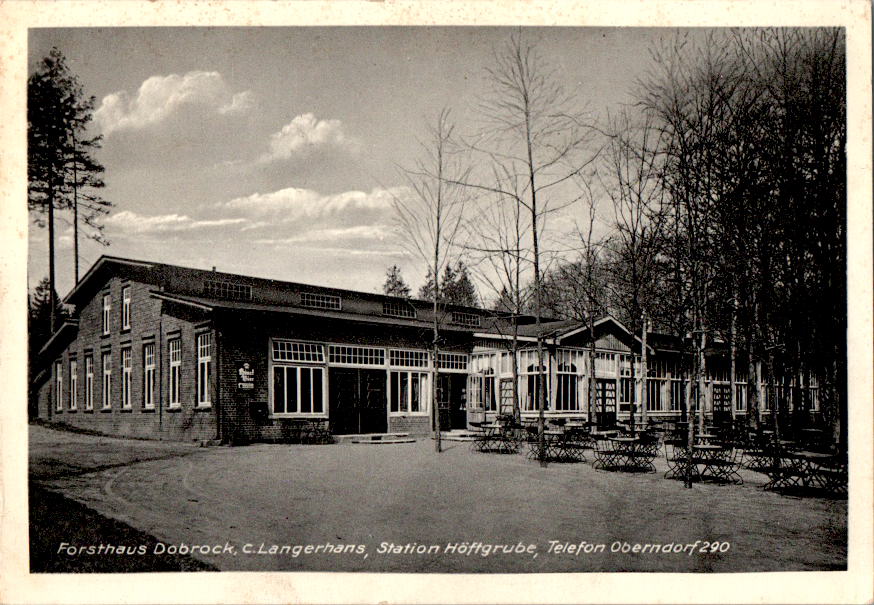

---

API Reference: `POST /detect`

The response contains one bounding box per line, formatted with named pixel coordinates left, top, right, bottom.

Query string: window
left=69, top=358, right=77, bottom=410
left=204, top=279, right=252, bottom=301
left=522, top=364, right=549, bottom=412
left=121, top=348, right=132, bottom=409
left=670, top=379, right=686, bottom=411
left=272, top=340, right=324, bottom=363
left=197, top=333, right=213, bottom=406
left=101, top=352, right=112, bottom=409
left=646, top=379, right=664, bottom=411
left=390, top=371, right=429, bottom=413
left=54, top=360, right=63, bottom=412
left=272, top=366, right=324, bottom=415
left=102, top=293, right=111, bottom=335
left=84, top=355, right=94, bottom=411
left=143, top=344, right=156, bottom=409
left=382, top=300, right=416, bottom=319
left=450, top=311, right=480, bottom=327
left=619, top=378, right=634, bottom=405
left=121, top=285, right=131, bottom=330
left=301, top=292, right=342, bottom=310
left=594, top=352, right=616, bottom=376
left=734, top=383, right=746, bottom=411
left=469, top=370, right=496, bottom=411
left=555, top=363, right=579, bottom=411
left=168, top=339, right=181, bottom=408
left=389, top=349, right=429, bottom=368
left=328, top=345, right=385, bottom=367
left=438, top=352, right=468, bottom=371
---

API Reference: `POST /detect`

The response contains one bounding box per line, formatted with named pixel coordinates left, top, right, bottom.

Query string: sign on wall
left=238, top=363, right=255, bottom=390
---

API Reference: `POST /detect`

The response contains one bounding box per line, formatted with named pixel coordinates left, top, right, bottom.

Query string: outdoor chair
left=704, top=446, right=744, bottom=484
left=806, top=452, right=848, bottom=496
left=591, top=435, right=620, bottom=470
left=761, top=449, right=806, bottom=493
left=664, top=439, right=694, bottom=481
left=741, top=433, right=774, bottom=471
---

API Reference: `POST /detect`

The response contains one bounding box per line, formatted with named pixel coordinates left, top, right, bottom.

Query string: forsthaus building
left=33, top=256, right=819, bottom=443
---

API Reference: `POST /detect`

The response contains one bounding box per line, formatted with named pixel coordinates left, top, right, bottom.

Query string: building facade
left=33, top=256, right=819, bottom=443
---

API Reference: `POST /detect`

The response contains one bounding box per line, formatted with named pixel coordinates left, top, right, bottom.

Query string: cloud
left=95, top=71, right=255, bottom=136
left=258, top=113, right=355, bottom=162
left=222, top=186, right=405, bottom=222
left=106, top=210, right=247, bottom=235
left=253, top=224, right=393, bottom=245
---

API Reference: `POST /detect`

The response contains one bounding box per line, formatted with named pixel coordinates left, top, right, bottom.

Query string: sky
left=27, top=26, right=689, bottom=301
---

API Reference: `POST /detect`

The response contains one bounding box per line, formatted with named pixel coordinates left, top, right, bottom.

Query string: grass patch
left=30, top=485, right=216, bottom=573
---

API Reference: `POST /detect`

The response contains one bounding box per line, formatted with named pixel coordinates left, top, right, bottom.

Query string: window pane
left=390, top=372, right=400, bottom=412
left=410, top=373, right=420, bottom=412
left=300, top=367, right=312, bottom=413
left=312, top=369, right=323, bottom=413
left=286, top=367, right=298, bottom=413
left=273, top=367, right=286, bottom=414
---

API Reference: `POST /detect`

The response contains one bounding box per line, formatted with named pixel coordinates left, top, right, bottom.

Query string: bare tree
left=454, top=30, right=601, bottom=465
left=393, top=108, right=470, bottom=453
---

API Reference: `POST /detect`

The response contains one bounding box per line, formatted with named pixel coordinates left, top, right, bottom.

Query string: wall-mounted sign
left=238, top=363, right=255, bottom=390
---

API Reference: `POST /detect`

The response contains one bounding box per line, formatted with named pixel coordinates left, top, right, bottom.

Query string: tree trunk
left=640, top=313, right=648, bottom=425
left=48, top=183, right=56, bottom=334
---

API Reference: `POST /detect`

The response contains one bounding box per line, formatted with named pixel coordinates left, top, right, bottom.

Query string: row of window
left=54, top=333, right=213, bottom=412
left=270, top=366, right=429, bottom=417
left=467, top=372, right=819, bottom=414
left=102, top=285, right=132, bottom=335
left=272, top=340, right=470, bottom=371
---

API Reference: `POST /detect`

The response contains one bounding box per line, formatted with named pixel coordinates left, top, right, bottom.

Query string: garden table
left=692, top=444, right=726, bottom=481
left=609, top=436, right=655, bottom=472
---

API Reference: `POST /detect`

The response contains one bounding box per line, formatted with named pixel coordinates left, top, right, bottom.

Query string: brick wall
left=45, top=277, right=217, bottom=442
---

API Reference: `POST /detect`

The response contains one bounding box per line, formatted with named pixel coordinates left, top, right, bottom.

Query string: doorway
left=437, top=373, right=468, bottom=431
left=595, top=378, right=617, bottom=428
left=329, top=368, right=387, bottom=434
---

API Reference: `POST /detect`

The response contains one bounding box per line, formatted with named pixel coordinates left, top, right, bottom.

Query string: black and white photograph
left=1, top=1, right=872, bottom=603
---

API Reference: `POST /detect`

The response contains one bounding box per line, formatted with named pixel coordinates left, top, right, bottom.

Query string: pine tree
left=443, top=261, right=478, bottom=307
left=383, top=265, right=411, bottom=298
left=29, top=47, right=112, bottom=330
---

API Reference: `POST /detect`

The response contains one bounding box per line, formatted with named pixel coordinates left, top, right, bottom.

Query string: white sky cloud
left=222, top=186, right=405, bottom=221
left=258, top=113, right=355, bottom=162
left=106, top=210, right=247, bottom=235
left=253, top=224, right=393, bottom=245
left=95, top=71, right=255, bottom=136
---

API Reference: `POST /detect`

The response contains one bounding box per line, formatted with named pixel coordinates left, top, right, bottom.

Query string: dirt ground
left=29, top=424, right=846, bottom=573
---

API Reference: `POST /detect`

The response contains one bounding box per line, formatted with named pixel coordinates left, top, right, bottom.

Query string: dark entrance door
left=329, top=368, right=387, bottom=434
left=595, top=379, right=617, bottom=428
left=438, top=374, right=468, bottom=431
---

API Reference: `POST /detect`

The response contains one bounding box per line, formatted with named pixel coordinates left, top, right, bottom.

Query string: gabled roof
left=63, top=256, right=157, bottom=305
left=37, top=318, right=79, bottom=359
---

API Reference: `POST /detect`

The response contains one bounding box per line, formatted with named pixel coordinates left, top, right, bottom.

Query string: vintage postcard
left=1, top=1, right=871, bottom=604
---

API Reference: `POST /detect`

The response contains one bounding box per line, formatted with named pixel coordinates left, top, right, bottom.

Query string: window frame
left=389, top=370, right=430, bottom=415
left=102, top=293, right=111, bottom=335
left=196, top=332, right=213, bottom=408
left=84, top=354, right=94, bottom=411
left=168, top=338, right=181, bottom=408
left=54, top=360, right=63, bottom=412
left=101, top=351, right=112, bottom=410
left=121, top=347, right=132, bottom=409
left=143, top=343, right=156, bottom=409
left=121, top=285, right=131, bottom=330
left=69, top=358, right=78, bottom=410
left=271, top=364, right=326, bottom=417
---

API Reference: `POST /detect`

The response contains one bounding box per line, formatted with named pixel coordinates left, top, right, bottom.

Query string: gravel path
left=31, top=425, right=846, bottom=573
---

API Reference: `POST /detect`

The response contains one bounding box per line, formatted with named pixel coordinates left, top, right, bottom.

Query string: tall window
left=168, top=339, right=181, bottom=408
left=121, top=348, right=132, bottom=409
left=84, top=355, right=94, bottom=411
left=197, top=333, right=213, bottom=406
left=523, top=365, right=549, bottom=412
left=390, top=371, right=429, bottom=413
left=143, top=344, right=156, bottom=409
left=54, top=360, right=63, bottom=412
left=273, top=366, right=324, bottom=415
left=469, top=370, right=496, bottom=411
left=555, top=363, right=579, bottom=411
left=101, top=351, right=112, bottom=409
left=69, top=358, right=78, bottom=410
left=121, top=285, right=131, bottom=330
left=102, top=293, right=111, bottom=335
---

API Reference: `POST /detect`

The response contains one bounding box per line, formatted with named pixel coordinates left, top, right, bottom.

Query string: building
left=32, top=256, right=819, bottom=443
